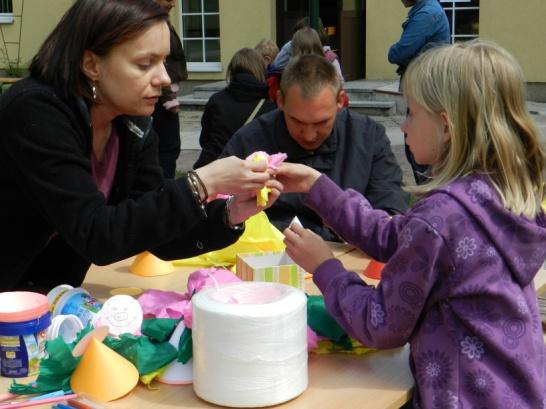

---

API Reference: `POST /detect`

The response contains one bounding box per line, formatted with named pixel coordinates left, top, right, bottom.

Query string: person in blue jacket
left=389, top=0, right=450, bottom=185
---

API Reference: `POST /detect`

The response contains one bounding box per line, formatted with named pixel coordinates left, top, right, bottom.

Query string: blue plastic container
left=0, top=292, right=51, bottom=378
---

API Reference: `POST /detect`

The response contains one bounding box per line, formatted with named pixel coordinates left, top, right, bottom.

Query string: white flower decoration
left=456, top=236, right=477, bottom=260
left=460, top=336, right=485, bottom=360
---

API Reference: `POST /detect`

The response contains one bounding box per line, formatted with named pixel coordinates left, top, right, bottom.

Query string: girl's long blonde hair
left=403, top=40, right=546, bottom=218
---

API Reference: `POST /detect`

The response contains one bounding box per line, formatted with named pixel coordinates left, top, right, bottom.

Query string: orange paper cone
left=129, top=251, right=174, bottom=277
left=363, top=260, right=385, bottom=280
left=70, top=337, right=139, bottom=402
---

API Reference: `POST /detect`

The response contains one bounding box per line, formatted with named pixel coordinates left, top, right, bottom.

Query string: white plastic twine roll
left=192, top=282, right=308, bottom=407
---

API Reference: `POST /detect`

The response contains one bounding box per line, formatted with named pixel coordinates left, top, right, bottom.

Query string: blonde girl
left=277, top=40, right=546, bottom=408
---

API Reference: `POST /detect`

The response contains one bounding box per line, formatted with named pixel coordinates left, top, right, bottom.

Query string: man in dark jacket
left=222, top=55, right=409, bottom=242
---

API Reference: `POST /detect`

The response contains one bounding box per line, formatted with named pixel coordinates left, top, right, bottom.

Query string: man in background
left=222, top=55, right=408, bottom=242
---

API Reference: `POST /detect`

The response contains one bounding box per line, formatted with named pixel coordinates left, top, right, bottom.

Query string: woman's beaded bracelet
left=188, top=170, right=208, bottom=200
left=187, top=172, right=207, bottom=216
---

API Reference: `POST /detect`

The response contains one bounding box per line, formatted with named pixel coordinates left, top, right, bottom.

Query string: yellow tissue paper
left=251, top=152, right=270, bottom=207
left=173, top=211, right=285, bottom=268
left=257, top=186, right=271, bottom=207
left=140, top=366, right=166, bottom=387
left=311, top=338, right=375, bottom=356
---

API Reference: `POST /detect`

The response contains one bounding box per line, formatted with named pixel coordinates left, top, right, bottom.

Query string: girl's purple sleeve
left=304, top=174, right=406, bottom=261
left=307, top=175, right=454, bottom=348
left=313, top=216, right=453, bottom=349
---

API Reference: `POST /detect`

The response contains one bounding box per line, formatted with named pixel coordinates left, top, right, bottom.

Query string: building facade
left=1, top=0, right=545, bottom=91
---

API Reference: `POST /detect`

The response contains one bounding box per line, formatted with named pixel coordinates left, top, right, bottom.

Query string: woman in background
left=193, top=48, right=275, bottom=169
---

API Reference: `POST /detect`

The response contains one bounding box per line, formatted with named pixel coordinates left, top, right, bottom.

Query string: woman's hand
left=226, top=178, right=284, bottom=225
left=195, top=156, right=272, bottom=197
left=274, top=163, right=322, bottom=193
left=283, top=223, right=334, bottom=273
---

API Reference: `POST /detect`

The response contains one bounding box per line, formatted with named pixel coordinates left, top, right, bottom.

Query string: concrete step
left=191, top=80, right=226, bottom=99
left=344, top=88, right=374, bottom=101
left=180, top=94, right=396, bottom=116
left=373, top=81, right=407, bottom=114
left=180, top=78, right=398, bottom=115
left=348, top=100, right=396, bottom=116
left=179, top=95, right=209, bottom=107
left=189, top=80, right=392, bottom=101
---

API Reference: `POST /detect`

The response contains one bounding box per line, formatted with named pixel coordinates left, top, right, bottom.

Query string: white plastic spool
left=192, top=281, right=308, bottom=407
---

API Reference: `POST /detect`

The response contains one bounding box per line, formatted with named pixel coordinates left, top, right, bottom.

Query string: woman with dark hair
left=0, top=0, right=282, bottom=292
left=193, top=48, right=275, bottom=169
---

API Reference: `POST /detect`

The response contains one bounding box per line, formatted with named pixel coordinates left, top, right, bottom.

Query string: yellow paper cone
left=129, top=251, right=174, bottom=276
left=70, top=337, right=139, bottom=402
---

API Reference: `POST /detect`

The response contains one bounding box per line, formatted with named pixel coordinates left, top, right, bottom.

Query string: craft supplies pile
left=0, top=151, right=375, bottom=407
left=0, top=265, right=374, bottom=406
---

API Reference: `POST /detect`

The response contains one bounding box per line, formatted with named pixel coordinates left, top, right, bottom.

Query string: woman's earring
left=92, top=83, right=97, bottom=101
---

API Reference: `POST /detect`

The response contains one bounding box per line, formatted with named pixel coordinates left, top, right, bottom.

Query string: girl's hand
left=283, top=223, right=334, bottom=273
left=195, top=156, right=271, bottom=197
left=274, top=163, right=321, bottom=193
left=227, top=178, right=283, bottom=225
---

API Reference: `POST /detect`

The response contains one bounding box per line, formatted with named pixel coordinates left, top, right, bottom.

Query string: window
left=440, top=0, right=479, bottom=43
left=0, top=0, right=13, bottom=24
left=180, top=0, right=221, bottom=72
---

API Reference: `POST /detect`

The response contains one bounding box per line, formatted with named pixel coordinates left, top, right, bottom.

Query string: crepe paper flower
left=266, top=152, right=289, bottom=170
left=138, top=289, right=189, bottom=319
left=246, top=151, right=288, bottom=207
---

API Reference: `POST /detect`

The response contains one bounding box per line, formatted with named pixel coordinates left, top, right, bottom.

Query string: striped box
left=236, top=251, right=305, bottom=290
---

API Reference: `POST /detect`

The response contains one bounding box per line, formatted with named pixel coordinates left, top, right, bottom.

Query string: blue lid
left=0, top=312, right=51, bottom=335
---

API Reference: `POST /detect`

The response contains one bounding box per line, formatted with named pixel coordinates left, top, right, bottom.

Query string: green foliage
left=0, top=3, right=26, bottom=78
left=0, top=49, right=25, bottom=77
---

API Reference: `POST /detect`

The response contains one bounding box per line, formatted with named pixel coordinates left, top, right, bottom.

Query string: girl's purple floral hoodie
left=307, top=173, right=546, bottom=408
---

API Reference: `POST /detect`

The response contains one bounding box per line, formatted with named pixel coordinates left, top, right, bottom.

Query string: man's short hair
left=280, top=54, right=341, bottom=99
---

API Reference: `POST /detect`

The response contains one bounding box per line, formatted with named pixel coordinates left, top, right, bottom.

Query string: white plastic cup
left=46, top=314, right=84, bottom=343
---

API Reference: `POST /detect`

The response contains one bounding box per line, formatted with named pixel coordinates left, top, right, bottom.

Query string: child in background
left=277, top=40, right=546, bottom=408
left=254, top=39, right=279, bottom=69
left=291, top=27, right=346, bottom=93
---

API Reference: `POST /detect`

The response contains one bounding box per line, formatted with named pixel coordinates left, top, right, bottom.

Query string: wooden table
left=3, top=246, right=545, bottom=409
left=0, top=244, right=414, bottom=409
